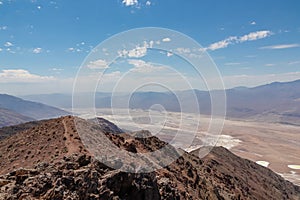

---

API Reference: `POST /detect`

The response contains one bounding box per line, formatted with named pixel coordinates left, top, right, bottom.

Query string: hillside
left=0, top=116, right=299, bottom=199
left=0, top=107, right=34, bottom=128
left=0, top=94, right=69, bottom=120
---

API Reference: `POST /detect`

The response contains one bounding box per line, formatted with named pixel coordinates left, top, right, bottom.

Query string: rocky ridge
left=0, top=116, right=299, bottom=199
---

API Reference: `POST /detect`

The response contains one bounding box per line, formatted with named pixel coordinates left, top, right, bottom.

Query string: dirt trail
left=62, top=117, right=80, bottom=155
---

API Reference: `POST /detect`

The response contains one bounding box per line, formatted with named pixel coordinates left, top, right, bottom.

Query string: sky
left=0, top=0, right=300, bottom=95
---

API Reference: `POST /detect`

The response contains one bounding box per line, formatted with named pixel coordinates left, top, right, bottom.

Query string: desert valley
left=1, top=1, right=300, bottom=199
left=0, top=80, right=300, bottom=199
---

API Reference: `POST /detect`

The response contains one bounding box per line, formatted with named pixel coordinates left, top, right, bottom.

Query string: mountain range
left=22, top=79, right=300, bottom=125
left=0, top=116, right=299, bottom=199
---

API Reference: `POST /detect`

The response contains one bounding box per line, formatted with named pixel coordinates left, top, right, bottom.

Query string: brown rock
left=0, top=116, right=299, bottom=199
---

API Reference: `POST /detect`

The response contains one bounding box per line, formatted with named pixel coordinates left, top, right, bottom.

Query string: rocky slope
left=0, top=116, right=299, bottom=199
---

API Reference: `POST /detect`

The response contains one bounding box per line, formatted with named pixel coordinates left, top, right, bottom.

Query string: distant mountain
left=22, top=93, right=72, bottom=108
left=20, top=79, right=300, bottom=125
left=0, top=94, right=69, bottom=121
left=125, top=79, right=300, bottom=125
left=22, top=92, right=113, bottom=108
left=107, top=79, right=300, bottom=124
left=0, top=116, right=299, bottom=199
left=226, top=79, right=300, bottom=124
left=0, top=107, right=34, bottom=128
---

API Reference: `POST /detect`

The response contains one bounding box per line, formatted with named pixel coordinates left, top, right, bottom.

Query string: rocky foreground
left=0, top=116, right=299, bottom=199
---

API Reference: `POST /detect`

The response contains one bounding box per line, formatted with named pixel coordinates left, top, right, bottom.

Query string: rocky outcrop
left=0, top=154, right=160, bottom=200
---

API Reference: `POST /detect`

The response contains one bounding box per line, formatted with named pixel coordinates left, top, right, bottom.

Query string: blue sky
left=0, top=0, right=300, bottom=94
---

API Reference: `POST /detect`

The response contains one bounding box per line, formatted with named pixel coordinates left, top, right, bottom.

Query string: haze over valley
left=23, top=79, right=300, bottom=125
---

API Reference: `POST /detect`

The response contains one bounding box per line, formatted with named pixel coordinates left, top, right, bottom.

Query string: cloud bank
left=0, top=69, right=55, bottom=83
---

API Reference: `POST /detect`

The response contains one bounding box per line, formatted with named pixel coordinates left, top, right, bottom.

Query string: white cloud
left=149, top=40, right=154, bottom=47
left=0, top=26, right=7, bottom=30
left=86, top=59, right=109, bottom=69
left=207, top=40, right=230, bottom=50
left=4, top=42, right=13, bottom=47
left=122, top=0, right=138, bottom=6
left=239, top=30, right=272, bottom=42
left=162, top=37, right=171, bottom=42
left=0, top=48, right=2, bottom=52
left=167, top=52, right=173, bottom=57
left=250, top=21, right=256, bottom=25
left=146, top=1, right=151, bottom=6
left=206, top=36, right=237, bottom=51
left=37, top=5, right=41, bottom=9
left=175, top=48, right=191, bottom=54
left=6, top=48, right=16, bottom=54
left=118, top=41, right=153, bottom=58
left=67, top=47, right=82, bottom=52
left=278, top=29, right=290, bottom=33
left=206, top=30, right=272, bottom=51
left=260, top=44, right=300, bottom=50
left=33, top=47, right=42, bottom=54
left=0, top=69, right=55, bottom=83
left=49, top=68, right=63, bottom=71
left=0, top=1, right=3, bottom=5
left=118, top=49, right=128, bottom=57
left=67, top=42, right=90, bottom=53
left=128, top=46, right=147, bottom=58
left=128, top=59, right=166, bottom=73
left=67, top=47, right=75, bottom=52
left=163, top=48, right=204, bottom=59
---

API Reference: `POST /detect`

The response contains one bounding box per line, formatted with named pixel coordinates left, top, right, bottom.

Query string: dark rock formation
left=0, top=154, right=160, bottom=200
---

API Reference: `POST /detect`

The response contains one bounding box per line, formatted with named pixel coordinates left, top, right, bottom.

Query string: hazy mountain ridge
left=0, top=107, right=34, bottom=128
left=0, top=116, right=299, bottom=199
left=0, top=94, right=69, bottom=127
left=22, top=79, right=300, bottom=125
